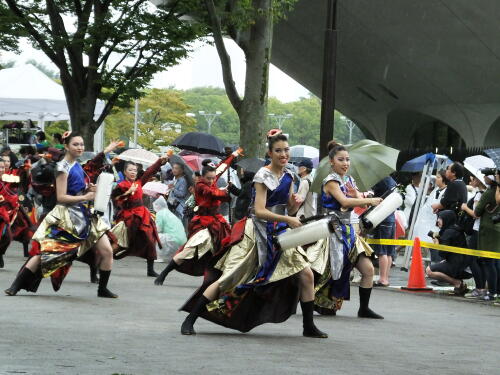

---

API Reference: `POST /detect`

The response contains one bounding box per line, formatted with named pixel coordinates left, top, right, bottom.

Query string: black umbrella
left=237, top=157, right=265, bottom=173
left=171, top=132, right=226, bottom=156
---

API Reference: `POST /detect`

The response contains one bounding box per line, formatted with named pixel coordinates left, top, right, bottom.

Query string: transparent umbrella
left=311, top=140, right=400, bottom=193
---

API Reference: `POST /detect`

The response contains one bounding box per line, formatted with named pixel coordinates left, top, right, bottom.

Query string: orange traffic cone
left=401, top=237, right=432, bottom=292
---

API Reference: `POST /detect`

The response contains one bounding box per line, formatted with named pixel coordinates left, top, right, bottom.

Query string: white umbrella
left=463, top=155, right=495, bottom=185
left=290, top=145, right=319, bottom=159
left=118, top=148, right=158, bottom=166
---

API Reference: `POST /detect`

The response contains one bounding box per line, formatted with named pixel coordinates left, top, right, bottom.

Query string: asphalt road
left=0, top=244, right=499, bottom=375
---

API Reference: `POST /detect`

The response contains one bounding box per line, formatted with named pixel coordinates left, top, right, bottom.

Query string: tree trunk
left=237, top=0, right=273, bottom=158
left=69, top=104, right=100, bottom=151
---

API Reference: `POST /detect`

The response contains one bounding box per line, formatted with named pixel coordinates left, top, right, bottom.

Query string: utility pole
left=268, top=113, right=293, bottom=130
left=198, top=111, right=222, bottom=134
left=319, top=0, right=338, bottom=159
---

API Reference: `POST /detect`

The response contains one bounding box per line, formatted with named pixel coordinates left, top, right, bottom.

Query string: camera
left=492, top=213, right=500, bottom=225
left=480, top=167, right=498, bottom=176
left=427, top=231, right=440, bottom=240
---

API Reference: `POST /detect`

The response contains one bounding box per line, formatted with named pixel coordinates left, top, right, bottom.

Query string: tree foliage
left=0, top=0, right=203, bottom=149
left=104, top=87, right=365, bottom=152
left=104, top=88, right=196, bottom=151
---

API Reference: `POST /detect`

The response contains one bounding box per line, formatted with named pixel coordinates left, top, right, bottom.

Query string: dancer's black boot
left=301, top=300, right=328, bottom=338
left=90, top=265, right=99, bottom=284
left=4, top=267, right=34, bottom=296
left=23, top=242, right=29, bottom=258
left=0, top=254, right=4, bottom=269
left=97, top=270, right=118, bottom=298
left=357, top=287, right=383, bottom=319
left=154, top=259, right=177, bottom=285
left=181, top=296, right=209, bottom=335
left=147, top=259, right=159, bottom=277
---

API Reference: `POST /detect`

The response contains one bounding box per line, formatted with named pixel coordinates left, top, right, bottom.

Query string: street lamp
left=268, top=113, right=293, bottom=130
left=340, top=115, right=356, bottom=144
left=133, top=99, right=152, bottom=147
left=198, top=110, right=222, bottom=134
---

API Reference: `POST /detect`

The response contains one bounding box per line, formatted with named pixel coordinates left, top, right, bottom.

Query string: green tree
left=104, top=88, right=196, bottom=151
left=182, top=87, right=240, bottom=145
left=174, top=0, right=298, bottom=157
left=1, top=0, right=203, bottom=149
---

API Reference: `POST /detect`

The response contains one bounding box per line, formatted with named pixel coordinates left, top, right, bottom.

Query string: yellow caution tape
left=365, top=238, right=500, bottom=260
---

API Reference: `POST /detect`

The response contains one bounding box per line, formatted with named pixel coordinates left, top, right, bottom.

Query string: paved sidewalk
left=1, top=244, right=499, bottom=375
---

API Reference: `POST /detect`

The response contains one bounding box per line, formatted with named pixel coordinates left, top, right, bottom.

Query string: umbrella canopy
left=311, top=139, right=400, bottom=193
left=171, top=132, right=225, bottom=156
left=464, top=155, right=496, bottom=186
left=237, top=157, right=265, bottom=174
left=118, top=148, right=158, bottom=166
left=168, top=154, right=194, bottom=187
left=400, top=153, right=436, bottom=172
left=484, top=148, right=500, bottom=169
left=142, top=181, right=168, bottom=197
left=290, top=145, right=319, bottom=159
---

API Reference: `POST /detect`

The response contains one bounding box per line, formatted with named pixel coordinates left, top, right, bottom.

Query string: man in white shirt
left=295, top=159, right=316, bottom=219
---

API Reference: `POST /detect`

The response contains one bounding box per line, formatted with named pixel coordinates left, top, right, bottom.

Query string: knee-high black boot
left=89, top=265, right=99, bottom=284
left=0, top=254, right=4, bottom=269
left=4, top=267, right=34, bottom=296
left=181, top=295, right=209, bottom=335
left=154, top=259, right=177, bottom=285
left=358, top=287, right=384, bottom=319
left=147, top=259, right=158, bottom=277
left=23, top=242, right=29, bottom=258
left=97, top=270, right=118, bottom=298
left=301, top=300, right=328, bottom=338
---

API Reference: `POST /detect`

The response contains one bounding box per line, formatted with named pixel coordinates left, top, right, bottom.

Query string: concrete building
left=273, top=0, right=500, bottom=148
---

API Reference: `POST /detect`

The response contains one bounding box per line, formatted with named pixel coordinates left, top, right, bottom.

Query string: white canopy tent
left=0, top=65, right=105, bottom=151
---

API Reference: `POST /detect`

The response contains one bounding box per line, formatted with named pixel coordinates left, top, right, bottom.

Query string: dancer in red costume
left=111, top=155, right=168, bottom=277
left=154, top=159, right=235, bottom=285
left=0, top=154, right=34, bottom=261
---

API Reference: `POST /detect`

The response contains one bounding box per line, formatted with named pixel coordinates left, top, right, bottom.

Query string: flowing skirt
left=181, top=218, right=311, bottom=332
left=308, top=224, right=374, bottom=313
left=27, top=204, right=112, bottom=291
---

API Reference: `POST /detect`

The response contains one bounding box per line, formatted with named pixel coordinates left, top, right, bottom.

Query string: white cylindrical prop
left=276, top=218, right=331, bottom=250
left=93, top=172, right=115, bottom=214
left=361, top=192, right=403, bottom=230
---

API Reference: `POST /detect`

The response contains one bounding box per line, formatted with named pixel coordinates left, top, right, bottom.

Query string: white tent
left=0, top=65, right=105, bottom=150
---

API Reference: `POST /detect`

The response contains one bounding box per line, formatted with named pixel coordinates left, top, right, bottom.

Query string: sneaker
left=480, top=293, right=497, bottom=302
left=464, top=289, right=486, bottom=299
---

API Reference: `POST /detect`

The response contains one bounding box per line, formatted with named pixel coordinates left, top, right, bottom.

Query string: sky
left=2, top=38, right=310, bottom=103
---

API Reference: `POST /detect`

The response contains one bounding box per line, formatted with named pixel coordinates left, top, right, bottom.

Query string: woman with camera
left=473, top=174, right=500, bottom=301
left=425, top=210, right=471, bottom=295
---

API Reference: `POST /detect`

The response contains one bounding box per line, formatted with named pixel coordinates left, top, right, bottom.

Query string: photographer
left=474, top=173, right=500, bottom=301
left=432, top=162, right=467, bottom=214
left=425, top=210, right=471, bottom=295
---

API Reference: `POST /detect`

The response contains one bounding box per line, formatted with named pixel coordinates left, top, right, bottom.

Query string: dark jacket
left=437, top=210, right=469, bottom=265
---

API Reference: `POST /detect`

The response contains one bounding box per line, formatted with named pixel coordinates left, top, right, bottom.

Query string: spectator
left=294, top=159, right=316, bottom=219
left=425, top=210, right=471, bottom=295
left=167, top=162, right=189, bottom=220
left=35, top=131, right=49, bottom=150
left=427, top=170, right=449, bottom=262
left=371, top=176, right=397, bottom=287
left=461, top=174, right=488, bottom=299
left=474, top=175, right=500, bottom=301
left=153, top=196, right=187, bottom=262
left=403, top=172, right=421, bottom=224
left=432, top=162, right=467, bottom=214
left=52, top=133, right=64, bottom=150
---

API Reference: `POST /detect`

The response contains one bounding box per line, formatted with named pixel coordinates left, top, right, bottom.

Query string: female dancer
left=179, top=132, right=327, bottom=338
left=154, top=159, right=232, bottom=285
left=111, top=156, right=168, bottom=277
left=312, top=142, right=383, bottom=318
left=4, top=132, right=118, bottom=297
